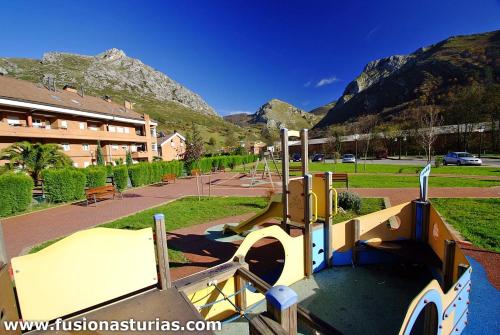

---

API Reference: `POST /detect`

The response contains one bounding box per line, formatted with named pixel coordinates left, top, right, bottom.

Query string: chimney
left=103, top=95, right=112, bottom=102
left=63, top=85, right=78, bottom=94
left=124, top=100, right=135, bottom=110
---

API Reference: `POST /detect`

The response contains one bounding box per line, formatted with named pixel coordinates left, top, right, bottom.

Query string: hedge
left=128, top=161, right=184, bottom=187
left=112, top=165, right=129, bottom=191
left=192, top=155, right=258, bottom=174
left=0, top=173, right=34, bottom=216
left=83, top=167, right=107, bottom=188
left=43, top=168, right=86, bottom=203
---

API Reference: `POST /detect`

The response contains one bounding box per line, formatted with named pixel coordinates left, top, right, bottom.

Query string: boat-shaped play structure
left=0, top=129, right=471, bottom=334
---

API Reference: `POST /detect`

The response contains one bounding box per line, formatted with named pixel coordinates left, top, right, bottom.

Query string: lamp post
left=354, top=134, right=359, bottom=173
left=478, top=125, right=485, bottom=158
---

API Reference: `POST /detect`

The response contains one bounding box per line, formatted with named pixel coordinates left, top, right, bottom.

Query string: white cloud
left=365, top=25, right=381, bottom=40
left=220, top=109, right=253, bottom=116
left=315, top=76, right=340, bottom=87
left=304, top=80, right=312, bottom=87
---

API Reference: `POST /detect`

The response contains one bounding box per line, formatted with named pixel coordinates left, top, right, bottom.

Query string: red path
left=1, top=172, right=499, bottom=261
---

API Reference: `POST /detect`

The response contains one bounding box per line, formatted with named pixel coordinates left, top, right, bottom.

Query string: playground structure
left=241, top=150, right=281, bottom=188
left=0, top=128, right=473, bottom=335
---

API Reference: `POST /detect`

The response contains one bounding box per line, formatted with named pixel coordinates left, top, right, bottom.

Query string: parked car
left=312, top=154, right=325, bottom=162
left=292, top=153, right=301, bottom=162
left=342, top=154, right=356, bottom=163
left=443, top=152, right=482, bottom=166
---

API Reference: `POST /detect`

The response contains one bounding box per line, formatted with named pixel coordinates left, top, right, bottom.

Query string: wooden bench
left=162, top=173, right=177, bottom=185
left=85, top=185, right=122, bottom=206
left=332, top=173, right=349, bottom=189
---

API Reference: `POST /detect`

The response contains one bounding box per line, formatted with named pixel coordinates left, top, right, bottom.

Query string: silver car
left=342, top=154, right=356, bottom=163
left=443, top=152, right=482, bottom=166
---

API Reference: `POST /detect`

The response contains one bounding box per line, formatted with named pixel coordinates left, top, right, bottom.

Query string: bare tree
left=414, top=106, right=443, bottom=163
left=357, top=114, right=379, bottom=171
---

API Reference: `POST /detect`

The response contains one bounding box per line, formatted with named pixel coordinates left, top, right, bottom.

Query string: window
left=45, top=120, right=51, bottom=129
left=171, top=140, right=176, bottom=147
left=117, top=127, right=124, bottom=133
left=73, top=162, right=79, bottom=167
left=121, top=144, right=128, bottom=150
left=62, top=143, right=70, bottom=151
left=7, top=116, right=20, bottom=126
left=83, top=161, right=90, bottom=168
left=108, top=125, right=116, bottom=132
left=33, top=119, right=43, bottom=128
left=131, top=144, right=137, bottom=152
left=124, top=127, right=130, bottom=134
left=180, top=142, right=185, bottom=147
left=112, top=144, right=118, bottom=150
left=79, top=122, right=85, bottom=130
left=60, top=120, right=68, bottom=129
left=152, top=143, right=157, bottom=151
left=82, top=144, right=90, bottom=151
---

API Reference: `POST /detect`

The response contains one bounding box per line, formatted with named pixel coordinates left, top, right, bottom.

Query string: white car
left=342, top=154, right=356, bottom=163
left=443, top=152, right=482, bottom=166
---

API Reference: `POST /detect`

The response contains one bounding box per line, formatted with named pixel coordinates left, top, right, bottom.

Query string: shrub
left=0, top=173, right=33, bottom=216
left=43, top=168, right=86, bottom=203
left=83, top=167, right=107, bottom=188
left=434, top=156, right=443, bottom=168
left=128, top=161, right=184, bottom=187
left=113, top=165, right=129, bottom=191
left=338, top=191, right=362, bottom=213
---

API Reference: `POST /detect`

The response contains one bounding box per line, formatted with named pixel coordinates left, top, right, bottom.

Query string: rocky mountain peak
left=97, top=48, right=126, bottom=61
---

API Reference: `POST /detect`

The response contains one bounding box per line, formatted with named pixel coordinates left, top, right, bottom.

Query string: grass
left=347, top=175, right=499, bottom=188
left=333, top=197, right=385, bottom=224
left=431, top=198, right=500, bottom=252
left=1, top=200, right=60, bottom=218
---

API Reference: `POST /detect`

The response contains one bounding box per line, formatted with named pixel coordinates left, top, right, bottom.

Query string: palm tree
left=0, top=142, right=73, bottom=180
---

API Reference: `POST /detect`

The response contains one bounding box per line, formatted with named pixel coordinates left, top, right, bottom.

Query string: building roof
left=0, top=75, right=150, bottom=124
left=158, top=132, right=186, bottom=146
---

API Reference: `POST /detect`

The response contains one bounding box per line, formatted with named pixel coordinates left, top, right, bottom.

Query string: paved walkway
left=1, top=172, right=499, bottom=260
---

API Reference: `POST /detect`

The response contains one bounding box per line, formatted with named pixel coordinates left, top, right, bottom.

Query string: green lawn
left=248, top=162, right=500, bottom=177
left=347, top=175, right=499, bottom=188
left=431, top=198, right=500, bottom=252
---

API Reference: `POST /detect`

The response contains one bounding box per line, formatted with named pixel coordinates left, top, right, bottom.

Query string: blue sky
left=1, top=1, right=499, bottom=115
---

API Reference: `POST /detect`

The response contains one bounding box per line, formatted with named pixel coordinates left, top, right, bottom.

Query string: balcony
left=131, top=151, right=150, bottom=160
left=0, top=123, right=148, bottom=143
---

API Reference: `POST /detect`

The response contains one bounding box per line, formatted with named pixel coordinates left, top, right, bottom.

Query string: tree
left=126, top=151, right=133, bottom=166
left=96, top=140, right=105, bottom=166
left=207, top=137, right=217, bottom=147
left=414, top=105, right=443, bottom=163
left=357, top=114, right=378, bottom=171
left=184, top=123, right=204, bottom=165
left=0, top=141, right=72, bottom=180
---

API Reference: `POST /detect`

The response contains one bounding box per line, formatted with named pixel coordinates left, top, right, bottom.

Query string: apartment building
left=0, top=76, right=158, bottom=167
left=158, top=131, right=186, bottom=161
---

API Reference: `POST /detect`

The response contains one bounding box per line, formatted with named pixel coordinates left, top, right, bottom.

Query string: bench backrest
left=332, top=173, right=348, bottom=180
left=85, top=185, right=115, bottom=195
left=11, top=228, right=157, bottom=321
left=162, top=173, right=176, bottom=181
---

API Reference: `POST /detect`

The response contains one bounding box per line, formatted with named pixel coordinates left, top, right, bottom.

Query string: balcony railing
left=0, top=122, right=148, bottom=143
left=131, top=151, right=149, bottom=159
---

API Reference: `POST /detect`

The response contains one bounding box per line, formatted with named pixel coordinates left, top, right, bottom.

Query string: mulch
left=458, top=241, right=500, bottom=290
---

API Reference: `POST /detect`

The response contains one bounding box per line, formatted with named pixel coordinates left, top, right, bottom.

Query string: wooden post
left=154, top=214, right=171, bottom=289
left=233, top=255, right=248, bottom=311
left=280, top=128, right=290, bottom=234
left=324, top=172, right=333, bottom=267
left=249, top=314, right=288, bottom=335
left=265, top=285, right=298, bottom=335
left=352, top=219, right=360, bottom=266
left=300, top=129, right=308, bottom=175
left=303, top=174, right=313, bottom=278
left=443, top=239, right=456, bottom=291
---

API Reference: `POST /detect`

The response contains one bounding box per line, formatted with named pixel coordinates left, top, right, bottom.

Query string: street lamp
left=478, top=125, right=485, bottom=158
left=354, top=134, right=359, bottom=173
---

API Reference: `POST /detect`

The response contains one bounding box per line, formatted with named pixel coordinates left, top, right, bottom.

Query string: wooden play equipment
left=0, top=131, right=472, bottom=334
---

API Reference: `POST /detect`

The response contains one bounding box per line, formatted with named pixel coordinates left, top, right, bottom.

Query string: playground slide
left=223, top=195, right=283, bottom=235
